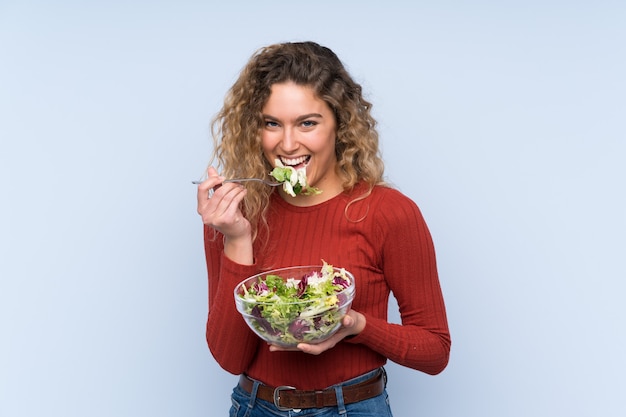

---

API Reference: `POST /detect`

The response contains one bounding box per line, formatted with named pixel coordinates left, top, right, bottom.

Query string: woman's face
left=261, top=81, right=342, bottom=201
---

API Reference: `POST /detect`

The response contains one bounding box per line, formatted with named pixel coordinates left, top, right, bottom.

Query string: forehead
left=262, top=82, right=329, bottom=114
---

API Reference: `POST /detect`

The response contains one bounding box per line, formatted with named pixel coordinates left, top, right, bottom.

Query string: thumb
left=207, top=166, right=220, bottom=177
left=342, top=314, right=355, bottom=328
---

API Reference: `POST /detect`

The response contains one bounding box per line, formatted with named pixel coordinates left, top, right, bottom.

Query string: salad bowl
left=234, top=264, right=355, bottom=348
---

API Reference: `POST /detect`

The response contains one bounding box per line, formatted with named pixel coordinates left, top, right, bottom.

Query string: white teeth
left=280, top=156, right=308, bottom=166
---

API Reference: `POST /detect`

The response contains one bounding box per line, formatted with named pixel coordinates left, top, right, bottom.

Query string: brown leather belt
left=238, top=368, right=386, bottom=411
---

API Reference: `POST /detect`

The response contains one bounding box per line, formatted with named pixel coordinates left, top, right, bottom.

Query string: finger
left=200, top=184, right=247, bottom=228
left=204, top=167, right=226, bottom=199
left=296, top=342, right=327, bottom=355
left=196, top=166, right=220, bottom=182
left=210, top=183, right=246, bottom=217
left=196, top=167, right=224, bottom=189
left=268, top=344, right=301, bottom=352
left=196, top=169, right=225, bottom=208
left=197, top=180, right=224, bottom=203
left=342, top=314, right=355, bottom=328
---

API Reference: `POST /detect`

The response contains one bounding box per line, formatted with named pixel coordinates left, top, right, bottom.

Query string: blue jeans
left=228, top=368, right=394, bottom=417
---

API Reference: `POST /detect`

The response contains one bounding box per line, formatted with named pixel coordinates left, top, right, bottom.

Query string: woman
left=197, top=41, right=450, bottom=416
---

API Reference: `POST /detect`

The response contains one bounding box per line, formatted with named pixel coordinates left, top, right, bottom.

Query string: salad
left=236, top=262, right=354, bottom=346
left=270, top=159, right=322, bottom=197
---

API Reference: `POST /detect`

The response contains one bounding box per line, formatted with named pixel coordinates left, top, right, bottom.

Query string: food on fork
left=269, top=159, right=322, bottom=197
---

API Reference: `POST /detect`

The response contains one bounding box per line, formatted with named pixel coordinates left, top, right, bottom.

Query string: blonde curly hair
left=209, top=41, right=385, bottom=241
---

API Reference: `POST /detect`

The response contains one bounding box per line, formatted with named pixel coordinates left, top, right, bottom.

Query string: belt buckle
left=273, top=385, right=297, bottom=411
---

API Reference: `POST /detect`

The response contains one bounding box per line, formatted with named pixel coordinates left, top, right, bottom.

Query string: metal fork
left=192, top=178, right=282, bottom=187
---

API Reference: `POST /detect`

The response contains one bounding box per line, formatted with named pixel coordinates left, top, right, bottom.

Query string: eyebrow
left=262, top=113, right=324, bottom=122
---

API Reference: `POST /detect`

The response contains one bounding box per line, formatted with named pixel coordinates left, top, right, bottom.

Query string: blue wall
left=1, top=1, right=624, bottom=416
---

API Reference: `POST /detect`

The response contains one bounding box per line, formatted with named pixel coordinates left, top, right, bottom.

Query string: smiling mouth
left=279, top=155, right=311, bottom=169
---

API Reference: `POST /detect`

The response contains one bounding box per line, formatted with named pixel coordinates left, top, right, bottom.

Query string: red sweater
left=204, top=182, right=450, bottom=390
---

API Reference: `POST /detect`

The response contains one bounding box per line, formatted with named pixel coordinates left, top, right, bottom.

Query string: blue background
left=1, top=1, right=625, bottom=416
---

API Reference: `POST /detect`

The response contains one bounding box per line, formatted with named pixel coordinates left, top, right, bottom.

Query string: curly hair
left=209, top=41, right=385, bottom=241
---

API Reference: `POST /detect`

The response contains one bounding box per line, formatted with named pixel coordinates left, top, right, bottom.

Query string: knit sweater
left=204, top=182, right=451, bottom=390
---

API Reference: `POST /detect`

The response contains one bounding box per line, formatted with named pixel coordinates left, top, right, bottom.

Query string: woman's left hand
left=268, top=309, right=366, bottom=355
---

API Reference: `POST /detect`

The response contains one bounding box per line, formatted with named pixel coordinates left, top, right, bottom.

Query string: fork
left=192, top=178, right=282, bottom=187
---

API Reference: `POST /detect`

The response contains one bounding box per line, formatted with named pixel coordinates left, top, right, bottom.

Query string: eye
left=264, top=120, right=280, bottom=128
left=301, top=120, right=317, bottom=128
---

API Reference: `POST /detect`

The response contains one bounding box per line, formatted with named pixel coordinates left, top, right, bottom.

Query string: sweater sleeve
left=346, top=192, right=451, bottom=375
left=204, top=226, right=261, bottom=375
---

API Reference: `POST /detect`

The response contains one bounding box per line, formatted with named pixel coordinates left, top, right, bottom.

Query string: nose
left=280, top=126, right=299, bottom=153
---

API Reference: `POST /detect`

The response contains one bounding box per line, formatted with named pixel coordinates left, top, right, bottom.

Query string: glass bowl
left=234, top=265, right=355, bottom=348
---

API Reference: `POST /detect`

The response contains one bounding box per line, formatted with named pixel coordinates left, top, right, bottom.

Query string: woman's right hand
left=197, top=167, right=253, bottom=264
